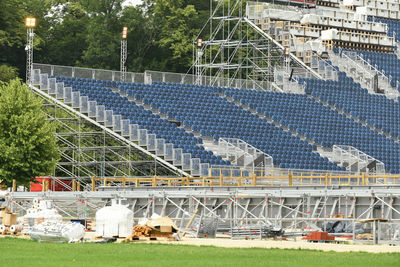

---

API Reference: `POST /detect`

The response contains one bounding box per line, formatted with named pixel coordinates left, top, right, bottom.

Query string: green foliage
left=0, top=0, right=213, bottom=77
left=121, top=5, right=157, bottom=72
left=80, top=0, right=124, bottom=69
left=0, top=0, right=27, bottom=74
left=153, top=0, right=199, bottom=72
left=0, top=65, right=19, bottom=83
left=38, top=2, right=90, bottom=66
left=0, top=79, right=60, bottom=186
left=0, top=238, right=400, bottom=267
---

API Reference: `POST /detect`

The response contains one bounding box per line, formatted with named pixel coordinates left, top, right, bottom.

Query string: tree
left=0, top=0, right=27, bottom=77
left=0, top=0, right=213, bottom=78
left=81, top=0, right=124, bottom=69
left=121, top=5, right=157, bottom=72
left=0, top=65, right=19, bottom=83
left=0, top=79, right=60, bottom=187
left=36, top=1, right=90, bottom=67
left=141, top=0, right=212, bottom=73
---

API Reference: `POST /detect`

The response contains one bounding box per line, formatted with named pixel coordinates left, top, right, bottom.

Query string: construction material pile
left=30, top=221, right=85, bottom=243
left=231, top=225, right=284, bottom=239
left=0, top=206, right=23, bottom=235
left=125, top=215, right=180, bottom=241
left=23, top=198, right=62, bottom=233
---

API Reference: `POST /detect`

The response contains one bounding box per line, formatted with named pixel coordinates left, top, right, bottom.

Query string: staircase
left=203, top=137, right=274, bottom=170
left=317, top=145, right=385, bottom=174
left=329, top=50, right=399, bottom=100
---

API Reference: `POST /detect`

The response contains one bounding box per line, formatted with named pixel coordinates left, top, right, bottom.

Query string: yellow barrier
left=85, top=172, right=400, bottom=190
left=27, top=172, right=399, bottom=192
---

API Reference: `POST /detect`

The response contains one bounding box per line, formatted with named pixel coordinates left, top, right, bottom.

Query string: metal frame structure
left=26, top=24, right=34, bottom=84
left=29, top=84, right=186, bottom=185
left=191, top=0, right=321, bottom=91
left=120, top=27, right=128, bottom=82
left=10, top=3, right=399, bottom=241
left=4, top=185, right=400, bottom=238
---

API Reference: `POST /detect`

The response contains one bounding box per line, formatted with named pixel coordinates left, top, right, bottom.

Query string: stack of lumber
left=124, top=216, right=180, bottom=242
left=356, top=233, right=374, bottom=240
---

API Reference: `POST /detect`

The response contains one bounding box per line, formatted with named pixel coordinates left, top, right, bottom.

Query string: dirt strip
left=3, top=233, right=400, bottom=253
left=145, top=238, right=400, bottom=253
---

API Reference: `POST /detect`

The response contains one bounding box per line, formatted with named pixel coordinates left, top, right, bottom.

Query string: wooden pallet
left=307, top=240, right=343, bottom=244
left=124, top=234, right=177, bottom=242
left=1, top=231, right=24, bottom=236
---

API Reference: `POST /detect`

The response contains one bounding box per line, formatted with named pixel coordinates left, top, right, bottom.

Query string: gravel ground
left=143, top=237, right=400, bottom=253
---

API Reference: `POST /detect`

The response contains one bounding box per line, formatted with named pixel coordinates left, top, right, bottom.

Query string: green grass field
left=0, top=237, right=399, bottom=267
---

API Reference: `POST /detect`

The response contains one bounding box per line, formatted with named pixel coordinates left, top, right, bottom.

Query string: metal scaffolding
left=120, top=27, right=128, bottom=82
left=30, top=84, right=183, bottom=185
left=191, top=0, right=320, bottom=91
left=4, top=185, right=400, bottom=238
left=26, top=27, right=34, bottom=84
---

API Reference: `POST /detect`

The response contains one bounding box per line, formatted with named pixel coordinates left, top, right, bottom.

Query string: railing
left=339, top=50, right=399, bottom=97
left=217, top=137, right=273, bottom=169
left=340, top=51, right=376, bottom=81
left=144, top=70, right=271, bottom=91
left=342, top=50, right=391, bottom=84
left=90, top=173, right=400, bottom=188
left=33, top=63, right=271, bottom=91
left=12, top=172, right=398, bottom=192
left=33, top=63, right=145, bottom=83
left=378, top=223, right=400, bottom=245
left=310, top=55, right=338, bottom=81
left=274, top=67, right=306, bottom=94
left=333, top=145, right=385, bottom=174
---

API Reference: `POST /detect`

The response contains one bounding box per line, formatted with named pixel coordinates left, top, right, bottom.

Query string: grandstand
left=6, top=0, right=400, bottom=236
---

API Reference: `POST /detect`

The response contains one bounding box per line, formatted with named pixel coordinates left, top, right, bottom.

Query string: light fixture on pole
left=196, top=39, right=203, bottom=85
left=25, top=17, right=36, bottom=84
left=284, top=47, right=291, bottom=73
left=120, top=27, right=128, bottom=82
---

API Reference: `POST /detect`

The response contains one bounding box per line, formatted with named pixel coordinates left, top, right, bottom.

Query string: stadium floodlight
left=122, top=27, right=128, bottom=39
left=26, top=17, right=36, bottom=84
left=25, top=17, right=36, bottom=28
left=197, top=39, right=203, bottom=48
left=195, top=39, right=204, bottom=85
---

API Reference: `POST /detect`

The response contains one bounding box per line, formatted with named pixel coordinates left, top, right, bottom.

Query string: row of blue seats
left=52, top=76, right=230, bottom=166
left=298, top=71, right=400, bottom=139
left=225, top=70, right=400, bottom=173
left=121, top=82, right=344, bottom=171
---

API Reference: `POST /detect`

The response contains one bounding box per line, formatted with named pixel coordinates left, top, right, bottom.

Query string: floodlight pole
left=284, top=48, right=291, bottom=74
left=26, top=26, right=34, bottom=84
left=195, top=39, right=203, bottom=85
left=120, top=27, right=128, bottom=82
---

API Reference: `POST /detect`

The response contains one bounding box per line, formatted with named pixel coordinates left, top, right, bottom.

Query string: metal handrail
left=25, top=172, right=400, bottom=192
left=33, top=63, right=271, bottom=91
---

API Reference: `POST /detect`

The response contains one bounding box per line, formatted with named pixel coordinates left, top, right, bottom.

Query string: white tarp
left=95, top=200, right=133, bottom=238
left=30, top=221, right=85, bottom=243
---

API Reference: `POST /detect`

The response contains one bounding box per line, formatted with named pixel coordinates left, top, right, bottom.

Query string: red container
left=30, top=178, right=50, bottom=192
left=305, top=231, right=335, bottom=241
left=30, top=177, right=72, bottom=192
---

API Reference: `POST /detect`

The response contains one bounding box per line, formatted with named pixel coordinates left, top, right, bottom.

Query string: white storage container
left=96, top=200, right=133, bottom=238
